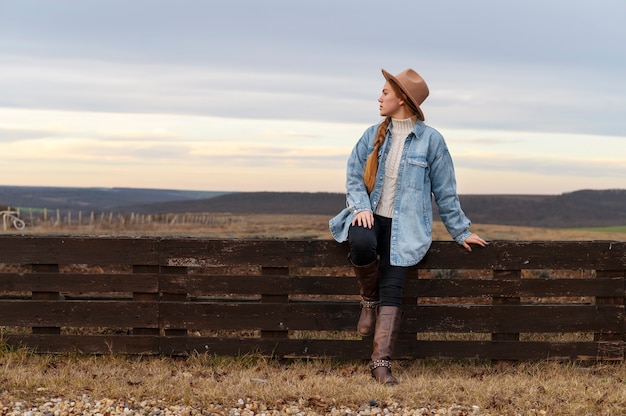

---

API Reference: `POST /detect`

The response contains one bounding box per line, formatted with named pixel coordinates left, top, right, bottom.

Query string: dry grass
left=2, top=348, right=626, bottom=414
left=2, top=214, right=626, bottom=414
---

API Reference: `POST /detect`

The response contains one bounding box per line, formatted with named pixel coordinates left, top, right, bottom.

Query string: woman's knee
left=348, top=225, right=377, bottom=265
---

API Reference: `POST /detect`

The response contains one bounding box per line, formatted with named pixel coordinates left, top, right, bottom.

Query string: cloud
left=0, top=126, right=54, bottom=142
left=0, top=0, right=624, bottom=194
left=456, top=152, right=625, bottom=179
left=0, top=106, right=361, bottom=169
left=446, top=129, right=626, bottom=192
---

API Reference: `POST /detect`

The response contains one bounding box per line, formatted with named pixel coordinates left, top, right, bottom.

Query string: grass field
left=575, top=225, right=626, bottom=234
left=7, top=213, right=626, bottom=241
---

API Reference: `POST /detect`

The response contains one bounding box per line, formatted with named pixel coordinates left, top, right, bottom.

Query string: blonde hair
left=362, top=80, right=423, bottom=193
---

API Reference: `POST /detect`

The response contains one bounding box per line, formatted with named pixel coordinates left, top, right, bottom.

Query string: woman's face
left=378, top=81, right=406, bottom=118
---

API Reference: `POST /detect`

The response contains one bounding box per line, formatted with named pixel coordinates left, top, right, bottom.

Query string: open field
left=6, top=213, right=626, bottom=241
left=576, top=225, right=626, bottom=234
left=1, top=215, right=625, bottom=415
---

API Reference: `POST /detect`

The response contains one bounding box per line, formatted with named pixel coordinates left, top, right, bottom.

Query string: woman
left=329, top=68, right=487, bottom=385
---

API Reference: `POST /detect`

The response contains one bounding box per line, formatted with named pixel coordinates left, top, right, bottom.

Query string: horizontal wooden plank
left=160, top=274, right=358, bottom=296
left=397, top=340, right=624, bottom=361
left=0, top=273, right=159, bottom=293
left=421, top=241, right=626, bottom=270
left=1, top=273, right=620, bottom=300
left=0, top=237, right=623, bottom=270
left=0, top=236, right=159, bottom=265
left=160, top=302, right=358, bottom=331
left=3, top=334, right=159, bottom=354
left=405, top=305, right=624, bottom=333
left=4, top=334, right=621, bottom=361
left=0, top=300, right=159, bottom=327
left=160, top=302, right=623, bottom=333
left=161, top=337, right=623, bottom=361
left=159, top=274, right=623, bottom=298
left=407, top=277, right=624, bottom=298
left=159, top=239, right=349, bottom=268
left=161, top=337, right=372, bottom=358
left=3, top=297, right=622, bottom=335
left=158, top=239, right=625, bottom=269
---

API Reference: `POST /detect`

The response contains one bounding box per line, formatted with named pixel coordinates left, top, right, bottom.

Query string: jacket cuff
left=454, top=230, right=472, bottom=245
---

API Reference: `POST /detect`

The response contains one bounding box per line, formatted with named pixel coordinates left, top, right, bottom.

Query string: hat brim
left=381, top=68, right=425, bottom=120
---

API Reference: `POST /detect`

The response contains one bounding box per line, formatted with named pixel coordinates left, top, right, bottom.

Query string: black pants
left=348, top=214, right=408, bottom=307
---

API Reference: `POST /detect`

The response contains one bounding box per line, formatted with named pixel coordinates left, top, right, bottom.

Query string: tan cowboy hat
left=381, top=68, right=429, bottom=120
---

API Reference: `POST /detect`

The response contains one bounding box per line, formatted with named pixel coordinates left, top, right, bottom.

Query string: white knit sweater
left=374, top=117, right=416, bottom=218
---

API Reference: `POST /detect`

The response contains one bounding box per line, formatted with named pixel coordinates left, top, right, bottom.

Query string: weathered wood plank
left=405, top=305, right=623, bottom=333
left=158, top=275, right=623, bottom=297
left=0, top=300, right=624, bottom=333
left=159, top=274, right=358, bottom=296
left=398, top=340, right=624, bottom=361
left=157, top=239, right=626, bottom=270
left=160, top=337, right=621, bottom=361
left=4, top=334, right=159, bottom=354
left=421, top=241, right=625, bottom=270
left=160, top=337, right=373, bottom=359
left=160, top=302, right=623, bottom=333
left=1, top=238, right=623, bottom=269
left=159, top=239, right=349, bottom=268
left=410, top=277, right=624, bottom=298
left=0, top=273, right=158, bottom=293
left=0, top=236, right=159, bottom=265
left=160, top=302, right=359, bottom=331
left=0, top=301, right=159, bottom=327
left=6, top=335, right=620, bottom=361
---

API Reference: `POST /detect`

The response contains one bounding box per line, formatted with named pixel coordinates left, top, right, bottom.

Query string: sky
left=1, top=0, right=625, bottom=195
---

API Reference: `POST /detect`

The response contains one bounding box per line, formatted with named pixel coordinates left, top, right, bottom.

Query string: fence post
left=594, top=269, right=625, bottom=360
left=31, top=264, right=61, bottom=335
left=492, top=269, right=521, bottom=363
left=161, top=266, right=189, bottom=337
left=260, top=266, right=289, bottom=339
left=132, top=265, right=160, bottom=337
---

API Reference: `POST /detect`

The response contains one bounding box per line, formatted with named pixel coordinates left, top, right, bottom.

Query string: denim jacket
left=329, top=120, right=472, bottom=266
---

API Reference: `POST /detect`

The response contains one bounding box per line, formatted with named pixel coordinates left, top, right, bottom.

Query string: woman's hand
left=351, top=210, right=374, bottom=228
left=461, top=233, right=487, bottom=252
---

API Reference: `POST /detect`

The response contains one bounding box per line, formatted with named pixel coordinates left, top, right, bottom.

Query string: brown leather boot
left=351, top=259, right=380, bottom=336
left=370, top=305, right=402, bottom=385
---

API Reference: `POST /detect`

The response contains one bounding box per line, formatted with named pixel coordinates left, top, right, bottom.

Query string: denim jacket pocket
left=405, top=157, right=429, bottom=190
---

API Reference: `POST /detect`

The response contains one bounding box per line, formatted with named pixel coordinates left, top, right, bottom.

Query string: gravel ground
left=0, top=395, right=490, bottom=415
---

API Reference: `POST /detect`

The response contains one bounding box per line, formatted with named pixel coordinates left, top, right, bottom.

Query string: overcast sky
left=1, top=0, right=625, bottom=194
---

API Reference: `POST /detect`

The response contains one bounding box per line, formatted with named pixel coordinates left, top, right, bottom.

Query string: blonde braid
left=363, top=117, right=391, bottom=193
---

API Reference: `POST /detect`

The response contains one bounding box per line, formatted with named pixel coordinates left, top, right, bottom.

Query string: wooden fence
left=15, top=208, right=242, bottom=229
left=0, top=236, right=624, bottom=362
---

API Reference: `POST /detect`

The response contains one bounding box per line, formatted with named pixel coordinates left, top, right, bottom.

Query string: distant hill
left=457, top=189, right=626, bottom=227
left=0, top=186, right=226, bottom=212
left=1, top=186, right=625, bottom=228
left=123, top=189, right=626, bottom=228
left=122, top=191, right=346, bottom=215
